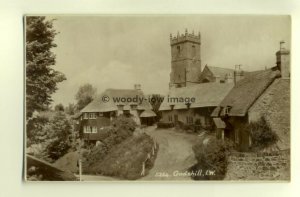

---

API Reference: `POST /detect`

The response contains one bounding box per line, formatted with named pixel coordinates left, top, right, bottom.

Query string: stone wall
left=225, top=150, right=290, bottom=180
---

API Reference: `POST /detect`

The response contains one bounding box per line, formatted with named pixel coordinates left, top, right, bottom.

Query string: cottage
left=159, top=82, right=233, bottom=130
left=76, top=85, right=156, bottom=141
left=212, top=42, right=290, bottom=151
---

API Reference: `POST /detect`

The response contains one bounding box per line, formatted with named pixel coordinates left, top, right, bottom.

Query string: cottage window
left=235, top=130, right=239, bottom=144
left=99, top=112, right=103, bottom=117
left=83, top=126, right=87, bottom=133
left=83, top=113, right=88, bottom=119
left=92, top=126, right=98, bottom=133
left=186, top=116, right=193, bottom=124
left=169, top=115, right=173, bottom=122
left=89, top=113, right=97, bottom=119
left=87, top=126, right=91, bottom=133
left=131, top=104, right=137, bottom=110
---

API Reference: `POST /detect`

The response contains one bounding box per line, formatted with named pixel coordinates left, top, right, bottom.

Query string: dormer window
left=130, top=104, right=137, bottom=110
left=225, top=106, right=232, bottom=115
left=170, top=105, right=175, bottom=110
left=83, top=113, right=88, bottom=119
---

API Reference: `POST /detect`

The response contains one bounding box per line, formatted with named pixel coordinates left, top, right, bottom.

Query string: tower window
left=177, top=45, right=181, bottom=53
left=192, top=45, right=196, bottom=56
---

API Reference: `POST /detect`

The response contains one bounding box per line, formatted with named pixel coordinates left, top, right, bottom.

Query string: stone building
left=199, top=65, right=235, bottom=83
left=169, top=29, right=202, bottom=88
left=211, top=41, right=290, bottom=151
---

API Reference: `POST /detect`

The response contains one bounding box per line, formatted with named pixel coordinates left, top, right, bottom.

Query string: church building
left=160, top=30, right=234, bottom=130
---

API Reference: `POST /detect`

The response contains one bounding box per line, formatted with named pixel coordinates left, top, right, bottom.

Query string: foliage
left=27, top=111, right=72, bottom=162
left=65, top=103, right=77, bottom=115
left=54, top=103, right=64, bottom=112
left=246, top=117, right=279, bottom=151
left=88, top=133, right=156, bottom=180
left=82, top=116, right=136, bottom=171
left=191, top=137, right=234, bottom=180
left=75, top=83, right=97, bottom=110
left=157, top=121, right=174, bottom=128
left=148, top=94, right=164, bottom=120
left=26, top=16, right=66, bottom=118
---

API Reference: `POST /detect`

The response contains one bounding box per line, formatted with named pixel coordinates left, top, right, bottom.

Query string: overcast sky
left=48, top=15, right=291, bottom=106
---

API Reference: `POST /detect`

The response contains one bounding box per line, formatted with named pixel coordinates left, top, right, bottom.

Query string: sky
left=48, top=15, right=291, bottom=106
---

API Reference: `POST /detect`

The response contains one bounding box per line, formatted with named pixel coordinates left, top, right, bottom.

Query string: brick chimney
left=276, top=41, right=290, bottom=79
left=234, top=65, right=244, bottom=85
left=134, top=84, right=141, bottom=90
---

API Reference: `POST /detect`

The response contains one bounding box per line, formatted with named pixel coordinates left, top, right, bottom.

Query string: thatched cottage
left=76, top=85, right=156, bottom=141
left=159, top=83, right=233, bottom=130
left=212, top=42, right=290, bottom=151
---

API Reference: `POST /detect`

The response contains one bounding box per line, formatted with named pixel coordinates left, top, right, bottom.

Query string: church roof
left=159, top=83, right=233, bottom=111
left=206, top=66, right=235, bottom=78
left=211, top=68, right=281, bottom=117
left=81, top=88, right=152, bottom=113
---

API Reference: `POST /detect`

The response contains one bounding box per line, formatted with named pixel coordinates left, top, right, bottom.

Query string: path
left=142, top=127, right=198, bottom=180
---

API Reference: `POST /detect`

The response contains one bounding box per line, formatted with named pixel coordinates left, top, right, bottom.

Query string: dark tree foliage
left=26, top=16, right=66, bottom=118
left=27, top=112, right=72, bottom=161
left=246, top=117, right=279, bottom=151
left=54, top=103, right=64, bottom=112
left=65, top=103, right=77, bottom=115
left=148, top=94, right=164, bottom=121
left=43, top=112, right=72, bottom=160
left=191, top=138, right=234, bottom=180
left=75, top=83, right=97, bottom=110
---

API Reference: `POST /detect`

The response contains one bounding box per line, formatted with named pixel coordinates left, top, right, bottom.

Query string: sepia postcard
left=24, top=15, right=291, bottom=181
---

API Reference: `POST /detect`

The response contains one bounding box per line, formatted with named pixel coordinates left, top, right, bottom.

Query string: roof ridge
left=207, top=65, right=235, bottom=71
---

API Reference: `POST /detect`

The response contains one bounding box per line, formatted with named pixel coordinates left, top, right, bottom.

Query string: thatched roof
left=81, top=89, right=152, bottom=113
left=140, top=109, right=156, bottom=117
left=211, top=68, right=281, bottom=117
left=159, top=83, right=233, bottom=111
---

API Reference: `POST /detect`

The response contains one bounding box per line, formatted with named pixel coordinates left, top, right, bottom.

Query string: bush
left=190, top=137, right=234, bottom=180
left=27, top=111, right=72, bottom=162
left=157, top=121, right=174, bottom=128
left=88, top=133, right=157, bottom=180
left=82, top=115, right=137, bottom=171
left=246, top=117, right=279, bottom=151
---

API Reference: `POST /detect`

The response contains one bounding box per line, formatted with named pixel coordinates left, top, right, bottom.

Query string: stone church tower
left=169, top=29, right=202, bottom=88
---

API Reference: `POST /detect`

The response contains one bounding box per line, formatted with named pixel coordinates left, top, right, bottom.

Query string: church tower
left=169, top=29, right=201, bottom=88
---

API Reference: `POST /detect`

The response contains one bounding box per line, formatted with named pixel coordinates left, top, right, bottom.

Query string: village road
left=141, top=127, right=199, bottom=181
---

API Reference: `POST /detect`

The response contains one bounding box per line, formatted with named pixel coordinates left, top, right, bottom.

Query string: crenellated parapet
left=170, top=29, right=201, bottom=46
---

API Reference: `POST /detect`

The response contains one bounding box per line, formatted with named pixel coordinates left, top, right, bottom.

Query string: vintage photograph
left=25, top=15, right=291, bottom=181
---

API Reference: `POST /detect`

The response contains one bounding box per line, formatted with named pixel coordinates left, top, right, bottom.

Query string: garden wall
left=225, top=150, right=290, bottom=180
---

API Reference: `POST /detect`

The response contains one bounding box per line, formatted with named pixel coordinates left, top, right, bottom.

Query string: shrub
left=88, top=133, right=157, bottom=180
left=190, top=137, right=234, bottom=180
left=157, top=121, right=174, bottom=128
left=27, top=111, right=72, bottom=162
left=82, top=115, right=137, bottom=170
left=246, top=117, right=279, bottom=151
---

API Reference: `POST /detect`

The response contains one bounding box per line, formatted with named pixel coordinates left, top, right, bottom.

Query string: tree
left=54, top=103, right=64, bottom=112
left=27, top=112, right=72, bottom=161
left=75, top=83, right=97, bottom=110
left=26, top=16, right=66, bottom=119
left=45, top=112, right=72, bottom=160
left=65, top=103, right=76, bottom=115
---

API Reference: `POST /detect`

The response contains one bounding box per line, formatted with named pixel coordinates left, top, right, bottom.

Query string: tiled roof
left=207, top=66, right=235, bottom=78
